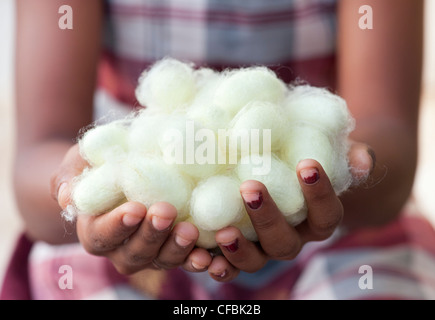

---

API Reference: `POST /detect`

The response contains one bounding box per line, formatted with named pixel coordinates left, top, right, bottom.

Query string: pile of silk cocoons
left=70, top=58, right=355, bottom=249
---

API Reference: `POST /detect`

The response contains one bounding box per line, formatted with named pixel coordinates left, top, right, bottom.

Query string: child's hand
left=50, top=141, right=374, bottom=281
left=205, top=141, right=375, bottom=282
left=76, top=201, right=212, bottom=275
left=50, top=144, right=212, bottom=275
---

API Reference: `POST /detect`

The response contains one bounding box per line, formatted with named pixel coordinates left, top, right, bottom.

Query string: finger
left=296, top=159, right=343, bottom=242
left=114, top=202, right=177, bottom=273
left=239, top=180, right=302, bottom=260
left=77, top=201, right=147, bottom=255
left=215, top=226, right=267, bottom=273
left=347, top=142, right=376, bottom=185
left=50, top=144, right=89, bottom=209
left=208, top=255, right=240, bottom=282
left=152, top=221, right=199, bottom=269
left=182, top=247, right=213, bottom=273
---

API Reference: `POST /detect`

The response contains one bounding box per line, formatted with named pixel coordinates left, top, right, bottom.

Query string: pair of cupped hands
left=51, top=140, right=374, bottom=282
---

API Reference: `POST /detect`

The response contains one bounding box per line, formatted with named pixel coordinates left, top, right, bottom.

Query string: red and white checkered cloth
left=3, top=0, right=435, bottom=301
left=16, top=205, right=435, bottom=300
left=97, top=0, right=338, bottom=107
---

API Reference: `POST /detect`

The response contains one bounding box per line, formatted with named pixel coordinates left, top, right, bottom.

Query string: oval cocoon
left=186, top=217, right=218, bottom=249
left=79, top=121, right=128, bottom=167
left=214, top=67, right=286, bottom=117
left=127, top=110, right=168, bottom=157
left=72, top=163, right=125, bottom=216
left=187, top=103, right=232, bottom=133
left=285, top=85, right=354, bottom=136
left=190, top=175, right=244, bottom=231
left=281, top=123, right=352, bottom=194
left=135, top=58, right=197, bottom=113
left=121, top=155, right=193, bottom=220
left=328, top=150, right=353, bottom=195
left=187, top=71, right=233, bottom=131
left=228, top=101, right=286, bottom=156
left=158, top=115, right=226, bottom=180
left=282, top=124, right=334, bottom=177
left=235, top=154, right=306, bottom=224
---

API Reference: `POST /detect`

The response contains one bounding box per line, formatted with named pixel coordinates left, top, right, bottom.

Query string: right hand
left=50, top=144, right=213, bottom=275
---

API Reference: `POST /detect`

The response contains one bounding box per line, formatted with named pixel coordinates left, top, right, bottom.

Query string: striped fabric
left=23, top=207, right=435, bottom=300
left=4, top=0, right=435, bottom=301
left=98, top=0, right=338, bottom=107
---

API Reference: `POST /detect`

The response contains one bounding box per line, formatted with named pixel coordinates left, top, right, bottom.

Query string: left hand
left=188, top=141, right=375, bottom=282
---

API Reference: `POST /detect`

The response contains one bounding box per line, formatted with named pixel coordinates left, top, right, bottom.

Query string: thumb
left=347, top=141, right=376, bottom=186
left=50, top=143, right=89, bottom=210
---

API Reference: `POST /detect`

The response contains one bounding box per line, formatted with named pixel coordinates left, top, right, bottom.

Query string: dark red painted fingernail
left=221, top=239, right=239, bottom=253
left=300, top=168, right=320, bottom=185
left=242, top=192, right=263, bottom=210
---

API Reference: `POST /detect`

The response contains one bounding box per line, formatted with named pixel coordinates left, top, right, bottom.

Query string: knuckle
left=152, top=248, right=189, bottom=270
left=143, top=233, right=161, bottom=245
left=311, top=212, right=342, bottom=238
left=128, top=253, right=154, bottom=266
left=92, top=236, right=110, bottom=252
left=267, top=240, right=301, bottom=260
left=82, top=234, right=113, bottom=255
left=251, top=216, right=277, bottom=232
left=310, top=188, right=331, bottom=204
left=124, top=246, right=155, bottom=266
left=152, top=258, right=178, bottom=270
left=140, top=225, right=167, bottom=246
left=112, top=252, right=155, bottom=275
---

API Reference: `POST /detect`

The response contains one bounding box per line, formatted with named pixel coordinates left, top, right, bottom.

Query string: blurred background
left=0, top=1, right=434, bottom=290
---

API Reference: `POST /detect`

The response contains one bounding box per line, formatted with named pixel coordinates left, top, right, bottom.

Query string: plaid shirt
left=3, top=1, right=435, bottom=301
left=98, top=0, right=338, bottom=107
left=11, top=206, right=435, bottom=300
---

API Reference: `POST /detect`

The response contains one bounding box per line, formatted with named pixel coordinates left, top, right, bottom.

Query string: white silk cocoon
left=235, top=154, right=307, bottom=226
left=79, top=120, right=129, bottom=166
left=70, top=57, right=355, bottom=248
left=121, top=155, right=193, bottom=220
left=190, top=175, right=245, bottom=231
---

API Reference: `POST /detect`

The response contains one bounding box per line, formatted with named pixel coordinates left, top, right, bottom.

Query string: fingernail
left=122, top=214, right=143, bottom=227
left=152, top=216, right=173, bottom=231
left=221, top=239, right=239, bottom=253
left=175, top=234, right=193, bottom=247
left=191, top=260, right=206, bottom=271
left=242, top=192, right=263, bottom=210
left=57, top=182, right=69, bottom=207
left=212, top=270, right=227, bottom=278
left=300, top=168, right=320, bottom=185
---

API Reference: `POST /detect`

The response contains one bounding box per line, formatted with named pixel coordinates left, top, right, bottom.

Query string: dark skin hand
left=51, top=142, right=374, bottom=281
left=16, top=0, right=422, bottom=283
